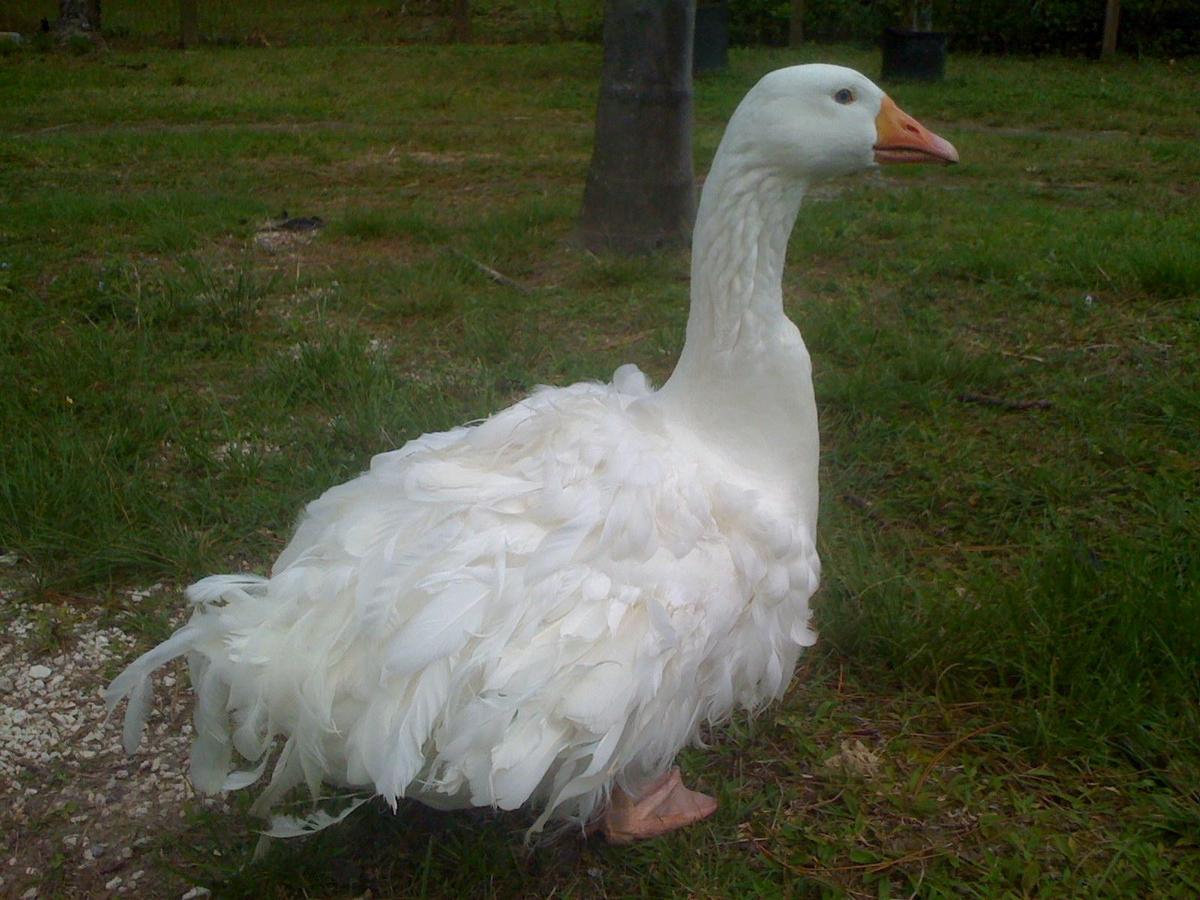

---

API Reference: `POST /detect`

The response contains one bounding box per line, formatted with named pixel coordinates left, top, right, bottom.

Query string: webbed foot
left=597, top=767, right=718, bottom=844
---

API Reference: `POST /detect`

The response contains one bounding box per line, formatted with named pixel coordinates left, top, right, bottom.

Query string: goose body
left=108, top=64, right=956, bottom=839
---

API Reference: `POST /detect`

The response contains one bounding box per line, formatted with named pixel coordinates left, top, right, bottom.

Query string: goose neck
left=655, top=156, right=818, bottom=521
left=683, top=161, right=808, bottom=358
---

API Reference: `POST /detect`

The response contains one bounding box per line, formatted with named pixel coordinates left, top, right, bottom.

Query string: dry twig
left=912, top=723, right=1004, bottom=796
left=452, top=250, right=531, bottom=293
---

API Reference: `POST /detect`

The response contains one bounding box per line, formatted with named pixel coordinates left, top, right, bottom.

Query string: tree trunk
left=56, top=0, right=100, bottom=36
left=788, top=0, right=804, bottom=47
left=578, top=0, right=695, bottom=254
left=180, top=0, right=199, bottom=48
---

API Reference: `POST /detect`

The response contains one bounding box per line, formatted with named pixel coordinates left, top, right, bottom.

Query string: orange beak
left=874, top=96, right=959, bottom=165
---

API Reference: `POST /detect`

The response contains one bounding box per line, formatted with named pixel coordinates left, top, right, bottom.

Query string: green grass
left=2, top=35, right=1199, bottom=898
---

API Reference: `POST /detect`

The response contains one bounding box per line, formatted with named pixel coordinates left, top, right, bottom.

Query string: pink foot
left=597, top=767, right=718, bottom=844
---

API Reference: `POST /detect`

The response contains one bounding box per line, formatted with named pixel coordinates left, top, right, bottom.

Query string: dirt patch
left=0, top=586, right=227, bottom=898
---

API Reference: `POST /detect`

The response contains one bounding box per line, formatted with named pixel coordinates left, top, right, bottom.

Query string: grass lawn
left=1, top=28, right=1198, bottom=899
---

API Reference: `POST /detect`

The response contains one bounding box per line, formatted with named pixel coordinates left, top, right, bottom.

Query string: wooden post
left=180, top=0, right=198, bottom=48
left=915, top=2, right=933, bottom=32
left=1102, top=0, right=1120, bottom=57
left=788, top=0, right=804, bottom=47
left=450, top=0, right=470, bottom=42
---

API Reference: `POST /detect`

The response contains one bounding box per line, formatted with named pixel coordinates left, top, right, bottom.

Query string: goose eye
left=834, top=88, right=855, bottom=105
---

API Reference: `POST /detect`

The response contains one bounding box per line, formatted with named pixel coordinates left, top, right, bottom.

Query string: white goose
left=108, top=64, right=957, bottom=843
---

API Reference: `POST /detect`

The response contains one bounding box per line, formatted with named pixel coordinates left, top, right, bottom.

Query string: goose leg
left=598, top=767, right=718, bottom=843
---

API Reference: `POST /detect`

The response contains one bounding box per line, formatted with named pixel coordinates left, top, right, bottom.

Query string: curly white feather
left=106, top=369, right=819, bottom=835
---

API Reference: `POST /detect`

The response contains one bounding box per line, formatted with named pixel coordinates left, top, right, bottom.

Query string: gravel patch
left=0, top=583, right=229, bottom=897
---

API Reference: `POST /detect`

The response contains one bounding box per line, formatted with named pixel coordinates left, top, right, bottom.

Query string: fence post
left=1101, top=0, right=1120, bottom=57
left=180, top=0, right=198, bottom=48
left=789, top=0, right=804, bottom=47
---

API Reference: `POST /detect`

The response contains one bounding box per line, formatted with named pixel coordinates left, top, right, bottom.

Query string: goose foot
left=596, top=767, right=718, bottom=844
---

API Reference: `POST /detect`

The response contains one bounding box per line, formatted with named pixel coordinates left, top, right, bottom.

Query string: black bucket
left=694, top=2, right=729, bottom=74
left=880, top=27, right=948, bottom=82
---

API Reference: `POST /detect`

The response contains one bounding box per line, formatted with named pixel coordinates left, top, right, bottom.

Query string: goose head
left=721, top=64, right=958, bottom=183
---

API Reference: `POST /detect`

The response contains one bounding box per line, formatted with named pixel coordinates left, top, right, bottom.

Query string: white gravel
left=0, top=582, right=230, bottom=896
